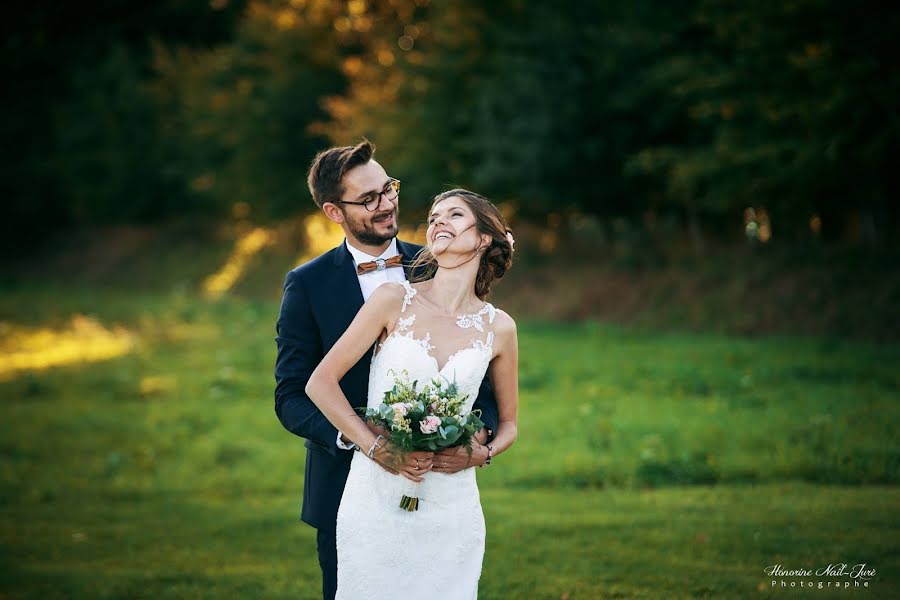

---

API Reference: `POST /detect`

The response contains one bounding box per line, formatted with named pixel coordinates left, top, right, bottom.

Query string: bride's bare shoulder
left=367, top=282, right=409, bottom=307
left=492, top=308, right=517, bottom=337
left=364, top=283, right=410, bottom=336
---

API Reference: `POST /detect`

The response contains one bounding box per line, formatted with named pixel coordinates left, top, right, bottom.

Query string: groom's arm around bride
left=274, top=271, right=340, bottom=455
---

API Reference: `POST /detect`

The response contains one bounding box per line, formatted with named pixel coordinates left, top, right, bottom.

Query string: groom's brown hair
left=307, top=139, right=375, bottom=208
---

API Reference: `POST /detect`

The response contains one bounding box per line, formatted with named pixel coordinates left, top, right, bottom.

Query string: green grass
left=1, top=284, right=899, bottom=598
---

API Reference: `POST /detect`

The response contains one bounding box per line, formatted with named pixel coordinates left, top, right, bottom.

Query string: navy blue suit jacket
left=274, top=239, right=500, bottom=531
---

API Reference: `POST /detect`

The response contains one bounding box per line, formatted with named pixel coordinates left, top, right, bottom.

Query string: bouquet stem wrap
left=399, top=480, right=421, bottom=511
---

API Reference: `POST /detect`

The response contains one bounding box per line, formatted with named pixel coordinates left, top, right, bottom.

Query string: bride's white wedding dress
left=335, top=280, right=497, bottom=600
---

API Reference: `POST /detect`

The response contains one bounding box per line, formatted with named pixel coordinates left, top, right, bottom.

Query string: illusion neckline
left=405, top=282, right=488, bottom=319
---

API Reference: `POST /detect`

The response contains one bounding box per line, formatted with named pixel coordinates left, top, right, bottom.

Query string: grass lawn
left=1, top=284, right=898, bottom=598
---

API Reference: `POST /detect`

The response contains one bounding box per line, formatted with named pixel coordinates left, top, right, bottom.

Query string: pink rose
left=391, top=402, right=409, bottom=416
left=419, top=416, right=441, bottom=434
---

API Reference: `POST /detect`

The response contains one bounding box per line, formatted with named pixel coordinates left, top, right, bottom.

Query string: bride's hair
left=409, top=189, right=514, bottom=300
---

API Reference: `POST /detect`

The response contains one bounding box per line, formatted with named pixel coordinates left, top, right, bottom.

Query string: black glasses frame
left=333, top=179, right=401, bottom=212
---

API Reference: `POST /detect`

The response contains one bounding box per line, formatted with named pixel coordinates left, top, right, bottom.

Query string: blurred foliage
left=3, top=0, right=898, bottom=255
left=1, top=0, right=250, bottom=250
left=147, top=2, right=347, bottom=218
left=325, top=0, right=899, bottom=239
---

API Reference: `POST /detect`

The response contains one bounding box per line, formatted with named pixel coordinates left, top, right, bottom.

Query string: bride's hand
left=372, top=444, right=434, bottom=482
left=363, top=421, right=403, bottom=476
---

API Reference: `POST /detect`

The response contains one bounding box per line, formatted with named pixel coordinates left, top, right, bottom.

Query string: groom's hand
left=432, top=441, right=489, bottom=474
left=473, top=429, right=489, bottom=445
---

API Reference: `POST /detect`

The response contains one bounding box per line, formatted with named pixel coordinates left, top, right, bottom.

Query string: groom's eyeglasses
left=334, top=179, right=401, bottom=212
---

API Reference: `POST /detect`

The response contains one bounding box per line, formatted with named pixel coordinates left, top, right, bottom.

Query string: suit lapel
left=331, top=241, right=365, bottom=318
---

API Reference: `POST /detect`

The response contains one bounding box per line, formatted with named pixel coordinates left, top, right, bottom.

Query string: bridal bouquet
left=360, top=369, right=485, bottom=511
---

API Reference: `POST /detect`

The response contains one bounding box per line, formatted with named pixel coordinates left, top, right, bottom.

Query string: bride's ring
left=414, top=458, right=420, bottom=470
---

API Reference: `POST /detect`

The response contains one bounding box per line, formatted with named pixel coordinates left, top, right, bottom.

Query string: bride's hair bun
left=410, top=189, right=514, bottom=300
left=477, top=226, right=513, bottom=299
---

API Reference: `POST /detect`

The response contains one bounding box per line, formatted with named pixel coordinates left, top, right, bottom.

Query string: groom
left=274, top=140, right=499, bottom=600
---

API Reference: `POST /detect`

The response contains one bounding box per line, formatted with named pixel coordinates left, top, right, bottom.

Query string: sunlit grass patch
left=0, top=315, right=136, bottom=381
left=203, top=227, right=275, bottom=298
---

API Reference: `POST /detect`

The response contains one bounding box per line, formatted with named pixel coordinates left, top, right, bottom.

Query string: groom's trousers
left=316, top=527, right=337, bottom=600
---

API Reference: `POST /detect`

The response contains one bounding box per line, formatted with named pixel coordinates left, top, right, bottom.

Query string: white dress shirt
left=344, top=238, right=408, bottom=301
left=336, top=238, right=408, bottom=450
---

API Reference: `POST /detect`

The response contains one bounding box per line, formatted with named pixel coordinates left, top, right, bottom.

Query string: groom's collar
left=333, top=238, right=422, bottom=277
left=343, top=238, right=399, bottom=267
left=334, top=237, right=419, bottom=266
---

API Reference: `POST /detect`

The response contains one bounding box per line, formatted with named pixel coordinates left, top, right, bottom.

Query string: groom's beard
left=347, top=208, right=399, bottom=245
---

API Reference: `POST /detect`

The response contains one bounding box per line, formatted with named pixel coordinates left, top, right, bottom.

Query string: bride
left=305, top=188, right=519, bottom=599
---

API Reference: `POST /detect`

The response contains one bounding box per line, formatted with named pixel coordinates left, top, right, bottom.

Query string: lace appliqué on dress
left=374, top=282, right=433, bottom=356
left=455, top=303, right=496, bottom=332
left=400, top=280, right=417, bottom=313
left=385, top=313, right=434, bottom=353
left=471, top=331, right=494, bottom=359
left=396, top=314, right=415, bottom=333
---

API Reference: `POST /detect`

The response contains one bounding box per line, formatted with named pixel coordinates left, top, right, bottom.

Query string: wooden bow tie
left=356, top=254, right=403, bottom=275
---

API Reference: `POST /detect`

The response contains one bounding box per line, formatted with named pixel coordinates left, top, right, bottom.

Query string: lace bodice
left=367, top=280, right=496, bottom=413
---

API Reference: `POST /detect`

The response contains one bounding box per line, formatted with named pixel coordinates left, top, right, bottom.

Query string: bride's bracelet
left=479, top=444, right=493, bottom=468
left=367, top=435, right=385, bottom=459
